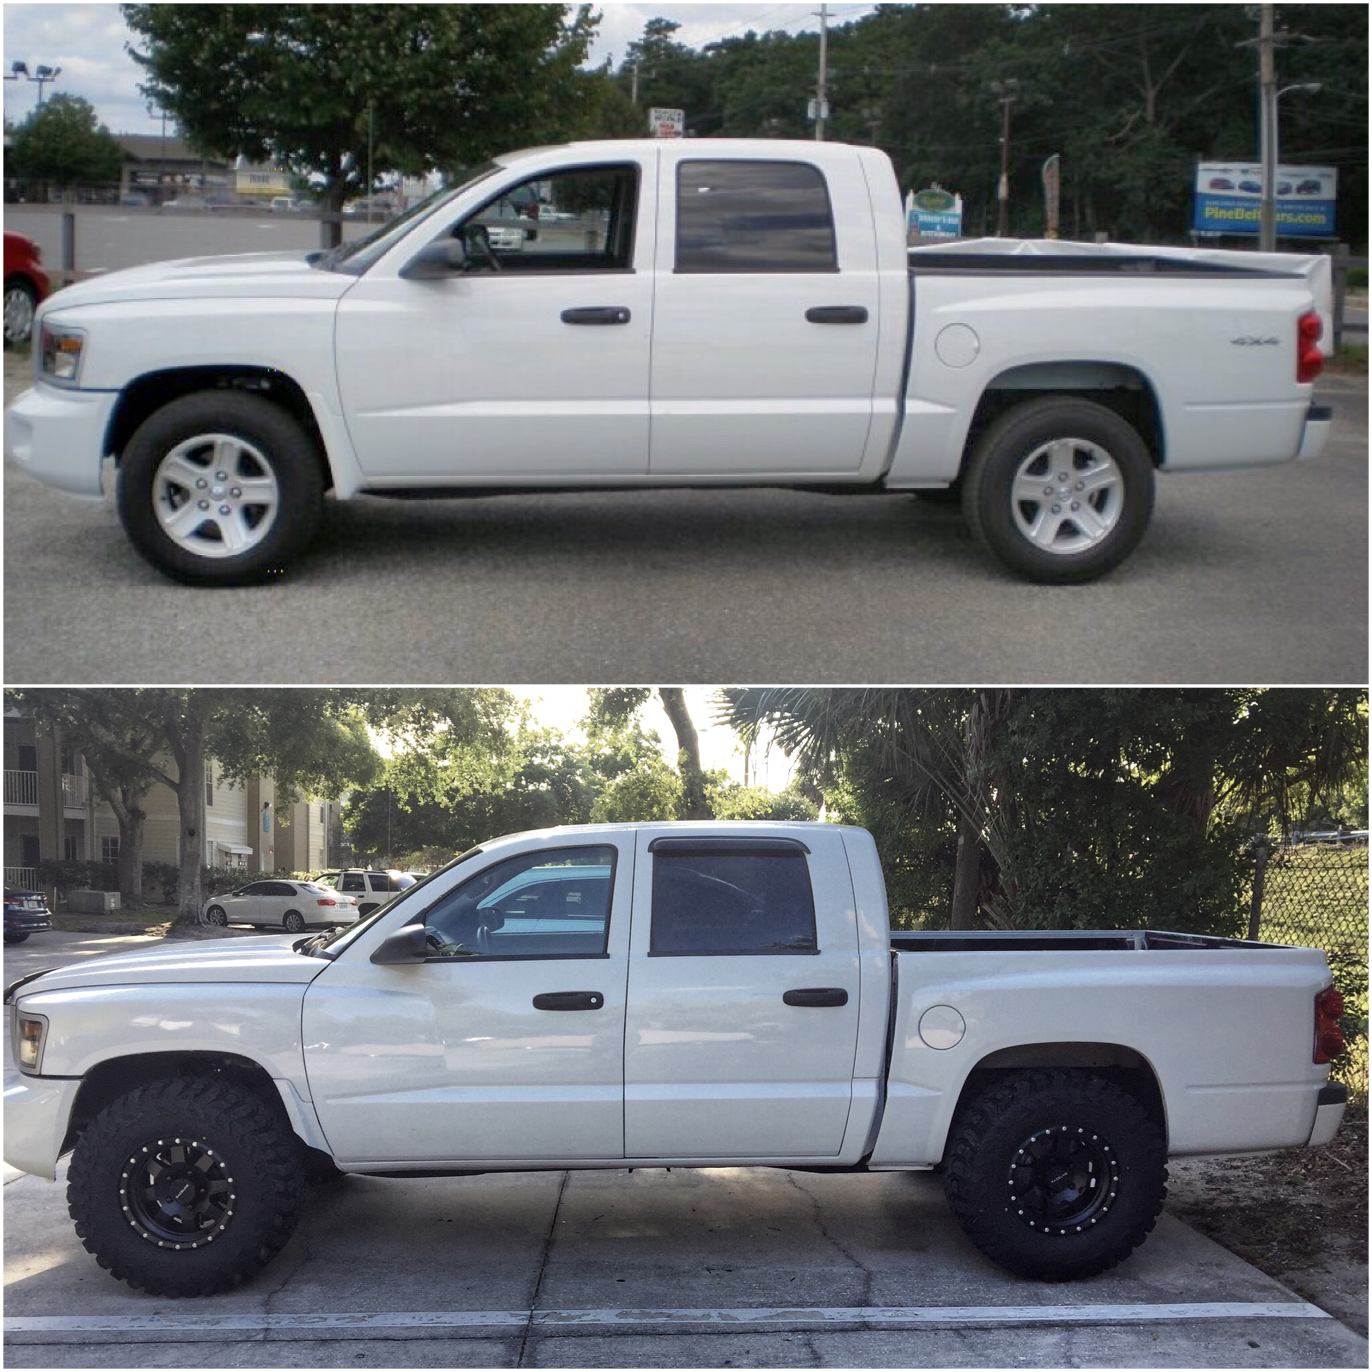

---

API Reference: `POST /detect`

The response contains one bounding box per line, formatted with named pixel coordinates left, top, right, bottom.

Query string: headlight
left=39, top=322, right=86, bottom=386
left=16, top=1012, right=47, bottom=1072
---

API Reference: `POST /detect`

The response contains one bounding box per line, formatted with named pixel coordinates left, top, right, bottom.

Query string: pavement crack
left=516, top=1170, right=568, bottom=1369
left=784, top=1171, right=875, bottom=1308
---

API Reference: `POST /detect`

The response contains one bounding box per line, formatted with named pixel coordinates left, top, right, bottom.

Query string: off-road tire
left=67, top=1076, right=305, bottom=1296
left=117, top=390, right=324, bottom=586
left=962, top=397, right=1154, bottom=583
left=943, top=1068, right=1167, bottom=1281
left=205, top=905, right=228, bottom=927
left=282, top=910, right=305, bottom=933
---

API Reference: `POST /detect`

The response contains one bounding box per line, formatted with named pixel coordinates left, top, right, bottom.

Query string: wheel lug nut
left=218, top=504, right=231, bottom=515
left=1071, top=501, right=1080, bottom=511
left=1075, top=481, right=1084, bottom=491
left=198, top=500, right=209, bottom=510
left=231, top=487, right=241, bottom=498
left=1057, top=472, right=1068, bottom=482
left=1051, top=504, right=1061, bottom=514
left=196, top=479, right=207, bottom=490
left=1044, top=486, right=1054, bottom=496
left=215, top=471, right=227, bottom=481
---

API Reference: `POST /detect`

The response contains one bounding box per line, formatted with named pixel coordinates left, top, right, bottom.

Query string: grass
left=1331, top=341, right=1368, bottom=374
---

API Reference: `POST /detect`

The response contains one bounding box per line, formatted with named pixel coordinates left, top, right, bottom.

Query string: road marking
left=4, top=1301, right=1332, bottom=1337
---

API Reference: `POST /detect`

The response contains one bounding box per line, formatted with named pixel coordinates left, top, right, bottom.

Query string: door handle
left=805, top=306, right=868, bottom=325
left=561, top=307, right=631, bottom=325
left=532, top=991, right=605, bottom=1011
left=783, top=988, right=849, bottom=1008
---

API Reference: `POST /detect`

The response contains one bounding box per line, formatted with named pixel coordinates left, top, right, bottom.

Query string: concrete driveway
left=4, top=935, right=1367, bottom=1368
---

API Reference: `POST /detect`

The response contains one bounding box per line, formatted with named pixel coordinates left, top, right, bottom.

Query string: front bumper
left=1294, top=402, right=1333, bottom=462
left=2, top=1075, right=80, bottom=1180
left=3, top=381, right=117, bottom=498
left=1306, top=1081, right=1347, bottom=1147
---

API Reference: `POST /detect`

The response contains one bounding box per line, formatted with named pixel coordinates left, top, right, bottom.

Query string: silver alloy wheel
left=153, top=434, right=280, bottom=559
left=1010, top=437, right=1124, bottom=555
left=3, top=285, right=35, bottom=344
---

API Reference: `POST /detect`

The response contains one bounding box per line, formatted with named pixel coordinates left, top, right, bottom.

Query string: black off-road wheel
left=117, top=390, right=325, bottom=586
left=282, top=910, right=305, bottom=933
left=943, top=1068, right=1167, bottom=1281
left=67, top=1076, right=305, bottom=1296
left=962, top=397, right=1155, bottom=583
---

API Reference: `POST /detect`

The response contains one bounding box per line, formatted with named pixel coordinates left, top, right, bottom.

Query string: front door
left=303, top=842, right=631, bottom=1164
left=335, top=158, right=657, bottom=486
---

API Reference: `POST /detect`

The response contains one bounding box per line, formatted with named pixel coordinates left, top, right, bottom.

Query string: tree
left=123, top=4, right=598, bottom=243
left=587, top=688, right=713, bottom=818
left=9, top=94, right=123, bottom=189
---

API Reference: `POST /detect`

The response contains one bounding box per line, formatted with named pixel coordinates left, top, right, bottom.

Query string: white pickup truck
left=6, top=139, right=1333, bottom=586
left=4, top=821, right=1348, bottom=1298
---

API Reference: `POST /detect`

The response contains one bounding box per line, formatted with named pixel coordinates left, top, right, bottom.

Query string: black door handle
left=805, top=306, right=868, bottom=325
left=783, top=988, right=849, bottom=1008
left=532, top=991, right=604, bottom=1011
left=561, top=307, right=631, bottom=325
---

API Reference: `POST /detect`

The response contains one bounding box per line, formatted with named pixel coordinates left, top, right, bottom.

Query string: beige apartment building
left=4, top=716, right=339, bottom=890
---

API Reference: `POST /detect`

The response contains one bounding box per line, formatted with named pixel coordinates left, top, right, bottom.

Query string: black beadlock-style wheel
left=117, top=390, right=325, bottom=586
left=67, top=1076, right=305, bottom=1296
left=962, top=397, right=1155, bottom=584
left=205, top=905, right=228, bottom=927
left=282, top=910, right=305, bottom=933
left=943, top=1068, right=1167, bottom=1281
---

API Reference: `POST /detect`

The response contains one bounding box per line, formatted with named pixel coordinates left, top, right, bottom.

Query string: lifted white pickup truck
left=5, top=822, right=1347, bottom=1297
left=6, top=139, right=1333, bottom=585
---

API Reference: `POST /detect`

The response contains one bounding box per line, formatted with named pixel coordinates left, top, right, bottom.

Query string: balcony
left=4, top=867, right=39, bottom=890
left=62, top=772, right=88, bottom=807
left=4, top=770, right=38, bottom=806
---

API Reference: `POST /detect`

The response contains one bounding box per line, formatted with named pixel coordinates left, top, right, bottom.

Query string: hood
left=12, top=935, right=328, bottom=998
left=41, top=251, right=355, bottom=312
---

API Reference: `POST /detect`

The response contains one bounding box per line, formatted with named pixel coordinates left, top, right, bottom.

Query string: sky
left=2, top=2, right=878, bottom=136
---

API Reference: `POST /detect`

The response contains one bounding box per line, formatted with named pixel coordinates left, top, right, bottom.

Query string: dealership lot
left=4, top=935, right=1366, bottom=1369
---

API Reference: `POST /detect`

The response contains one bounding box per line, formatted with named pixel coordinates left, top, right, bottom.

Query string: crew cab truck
left=5, top=140, right=1332, bottom=587
left=4, top=821, right=1348, bottom=1298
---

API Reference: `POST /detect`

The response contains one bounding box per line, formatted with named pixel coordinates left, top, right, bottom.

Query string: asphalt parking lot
left=3, top=360, right=1366, bottom=684
left=4, top=935, right=1367, bottom=1369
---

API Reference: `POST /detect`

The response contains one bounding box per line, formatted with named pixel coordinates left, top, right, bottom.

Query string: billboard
left=1193, top=162, right=1337, bottom=238
left=649, top=107, right=684, bottom=138
left=906, top=187, right=963, bottom=240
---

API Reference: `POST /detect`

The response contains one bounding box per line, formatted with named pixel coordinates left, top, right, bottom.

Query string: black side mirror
left=369, top=923, right=429, bottom=964
left=399, top=237, right=467, bottom=280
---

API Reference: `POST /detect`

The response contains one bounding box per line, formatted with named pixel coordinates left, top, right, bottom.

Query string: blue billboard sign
left=1193, top=162, right=1337, bottom=238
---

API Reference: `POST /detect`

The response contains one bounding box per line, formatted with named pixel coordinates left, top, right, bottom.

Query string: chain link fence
left=1249, top=839, right=1369, bottom=1109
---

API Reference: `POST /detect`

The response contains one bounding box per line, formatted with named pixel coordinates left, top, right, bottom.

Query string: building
left=234, top=156, right=292, bottom=200
left=116, top=134, right=232, bottom=203
left=3, top=715, right=338, bottom=891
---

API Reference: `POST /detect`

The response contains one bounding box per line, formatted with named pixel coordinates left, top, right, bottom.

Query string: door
left=650, top=151, right=882, bottom=477
left=226, top=880, right=274, bottom=926
left=303, top=842, right=631, bottom=1164
left=624, top=831, right=862, bottom=1158
left=335, top=158, right=657, bottom=485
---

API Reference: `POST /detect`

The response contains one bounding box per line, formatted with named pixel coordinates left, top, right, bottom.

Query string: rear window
left=675, top=160, right=838, bottom=274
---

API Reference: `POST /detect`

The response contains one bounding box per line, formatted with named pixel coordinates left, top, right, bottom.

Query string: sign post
left=1041, top=154, right=1061, bottom=239
left=649, top=107, right=685, bottom=139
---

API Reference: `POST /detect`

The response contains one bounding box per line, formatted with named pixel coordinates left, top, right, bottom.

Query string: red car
left=4, top=230, right=49, bottom=346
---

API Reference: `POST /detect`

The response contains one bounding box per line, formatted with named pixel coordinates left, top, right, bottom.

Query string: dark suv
left=4, top=886, right=53, bottom=945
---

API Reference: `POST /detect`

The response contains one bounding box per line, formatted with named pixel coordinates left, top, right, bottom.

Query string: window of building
left=675, top=160, right=838, bottom=274
left=206, top=763, right=214, bottom=808
left=60, top=745, right=79, bottom=776
left=64, top=834, right=79, bottom=861
left=650, top=841, right=817, bottom=956
left=101, top=836, right=121, bottom=863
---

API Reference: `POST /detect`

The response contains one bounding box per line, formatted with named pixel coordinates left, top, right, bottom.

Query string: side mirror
left=369, top=923, right=428, bottom=964
left=399, top=237, right=467, bottom=280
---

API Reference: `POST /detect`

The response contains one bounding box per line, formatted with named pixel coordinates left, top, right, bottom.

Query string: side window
left=267, top=881, right=296, bottom=897
left=676, top=159, right=838, bottom=274
left=650, top=846, right=817, bottom=955
left=341, top=873, right=366, bottom=893
left=368, top=874, right=392, bottom=893
left=241, top=881, right=270, bottom=895
left=460, top=164, right=638, bottom=274
left=421, top=845, right=615, bottom=959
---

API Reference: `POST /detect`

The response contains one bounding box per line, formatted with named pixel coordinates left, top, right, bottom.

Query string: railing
left=62, top=772, right=88, bottom=807
left=4, top=867, right=39, bottom=890
left=4, top=770, right=38, bottom=805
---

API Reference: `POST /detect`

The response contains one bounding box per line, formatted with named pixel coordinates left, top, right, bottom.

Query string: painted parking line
left=5, top=1300, right=1333, bottom=1338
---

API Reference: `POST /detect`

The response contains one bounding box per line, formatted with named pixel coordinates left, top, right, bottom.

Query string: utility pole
left=814, top=3, right=829, bottom=141
left=630, top=55, right=641, bottom=106
left=1258, top=3, right=1277, bottom=251
left=992, top=79, right=1019, bottom=237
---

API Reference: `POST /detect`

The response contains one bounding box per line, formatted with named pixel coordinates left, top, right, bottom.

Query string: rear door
left=650, top=147, right=882, bottom=477
left=623, top=829, right=862, bottom=1159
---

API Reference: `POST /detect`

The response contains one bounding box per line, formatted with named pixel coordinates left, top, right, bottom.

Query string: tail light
left=1296, top=311, right=1324, bottom=384
left=316, top=898, right=337, bottom=907
left=1314, top=985, right=1344, bottom=1063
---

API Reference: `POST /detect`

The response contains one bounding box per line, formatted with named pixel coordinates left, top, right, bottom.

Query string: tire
left=67, top=1076, right=305, bottom=1296
left=962, top=397, right=1155, bottom=583
left=3, top=277, right=38, bottom=346
left=205, top=905, right=228, bottom=927
left=282, top=910, right=305, bottom=933
left=943, top=1068, right=1167, bottom=1281
left=116, top=390, right=325, bottom=586
left=4, top=931, right=30, bottom=944
left=357, top=903, right=377, bottom=916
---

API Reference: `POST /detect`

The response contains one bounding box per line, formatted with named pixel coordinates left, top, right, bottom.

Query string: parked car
left=3, top=885, right=53, bottom=944
left=1277, top=181, right=1293, bottom=196
left=5, top=138, right=1335, bottom=586
left=1238, top=179, right=1263, bottom=194
left=1295, top=178, right=1324, bottom=196
left=118, top=192, right=151, bottom=208
left=202, top=879, right=358, bottom=932
left=3, top=230, right=49, bottom=346
left=3, top=821, right=1348, bottom=1297
left=1207, top=176, right=1235, bottom=191
left=311, top=868, right=416, bottom=915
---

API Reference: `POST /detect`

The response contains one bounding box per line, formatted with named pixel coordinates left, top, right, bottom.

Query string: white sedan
left=203, top=880, right=359, bottom=932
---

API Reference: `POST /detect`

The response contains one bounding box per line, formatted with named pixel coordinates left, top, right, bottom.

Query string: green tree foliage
left=122, top=3, right=598, bottom=235
left=9, top=94, right=123, bottom=188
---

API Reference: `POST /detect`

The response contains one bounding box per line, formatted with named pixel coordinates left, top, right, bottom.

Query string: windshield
left=312, top=163, right=501, bottom=276
left=304, top=846, right=485, bottom=956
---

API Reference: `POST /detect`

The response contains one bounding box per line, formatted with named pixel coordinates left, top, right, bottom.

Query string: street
left=4, top=934, right=1367, bottom=1369
left=3, top=376, right=1366, bottom=684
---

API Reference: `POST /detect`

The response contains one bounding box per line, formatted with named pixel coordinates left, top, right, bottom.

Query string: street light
left=1261, top=80, right=1322, bottom=251
left=4, top=60, right=62, bottom=106
left=991, top=78, right=1019, bottom=237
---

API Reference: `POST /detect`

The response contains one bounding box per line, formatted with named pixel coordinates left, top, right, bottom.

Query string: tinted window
left=421, top=846, right=615, bottom=959
left=651, top=849, right=817, bottom=955
left=368, top=875, right=392, bottom=892
left=341, top=873, right=366, bottom=892
left=241, top=882, right=272, bottom=895
left=265, top=881, right=296, bottom=896
left=676, top=160, right=837, bottom=274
